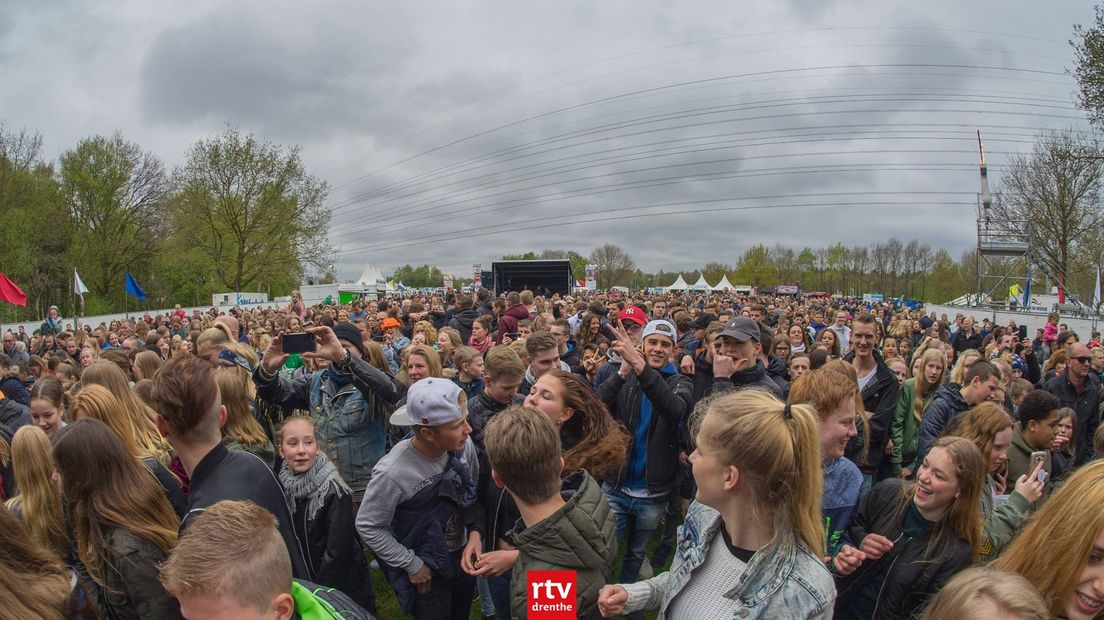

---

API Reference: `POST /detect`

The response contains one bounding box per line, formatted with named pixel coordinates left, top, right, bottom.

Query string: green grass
left=367, top=525, right=673, bottom=619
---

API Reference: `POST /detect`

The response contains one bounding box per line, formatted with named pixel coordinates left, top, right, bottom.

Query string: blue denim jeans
left=487, top=571, right=512, bottom=619
left=603, top=486, right=669, bottom=582
left=477, top=575, right=496, bottom=617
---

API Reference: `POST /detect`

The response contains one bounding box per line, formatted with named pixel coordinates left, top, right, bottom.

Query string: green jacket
left=1007, top=423, right=1052, bottom=486
left=509, top=470, right=617, bottom=620
left=978, top=474, right=1030, bottom=561
left=290, top=580, right=374, bottom=620
left=889, top=378, right=931, bottom=475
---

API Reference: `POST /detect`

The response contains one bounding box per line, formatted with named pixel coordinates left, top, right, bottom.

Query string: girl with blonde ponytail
left=598, top=389, right=835, bottom=619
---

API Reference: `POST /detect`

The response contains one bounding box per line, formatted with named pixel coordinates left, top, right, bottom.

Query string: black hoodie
left=448, top=309, right=480, bottom=345
left=708, top=360, right=783, bottom=398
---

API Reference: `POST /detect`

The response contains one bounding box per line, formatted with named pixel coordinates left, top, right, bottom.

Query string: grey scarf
left=278, top=451, right=351, bottom=522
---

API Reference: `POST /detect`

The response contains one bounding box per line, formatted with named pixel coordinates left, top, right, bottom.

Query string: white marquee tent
left=355, top=263, right=387, bottom=286
left=665, top=274, right=690, bottom=291
left=712, top=275, right=735, bottom=291
left=690, top=275, right=712, bottom=291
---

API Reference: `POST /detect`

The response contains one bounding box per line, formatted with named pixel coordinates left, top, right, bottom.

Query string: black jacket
left=448, top=309, right=480, bottom=345
left=598, top=364, right=693, bottom=494
left=291, top=489, right=375, bottom=611
left=0, top=397, right=30, bottom=430
left=99, top=527, right=181, bottom=620
left=915, top=383, right=970, bottom=467
left=1044, top=370, right=1102, bottom=465
left=707, top=360, right=783, bottom=398
left=835, top=479, right=972, bottom=620
left=765, top=355, right=790, bottom=397
left=843, top=352, right=901, bottom=471
left=467, top=390, right=525, bottom=453
left=182, top=443, right=310, bottom=580
left=951, top=329, right=983, bottom=355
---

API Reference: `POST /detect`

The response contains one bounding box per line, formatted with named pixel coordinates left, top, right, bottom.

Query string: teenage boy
left=519, top=331, right=568, bottom=396
left=356, top=378, right=482, bottom=619
left=467, top=347, right=526, bottom=450
left=152, top=354, right=309, bottom=580
left=844, top=313, right=900, bottom=485
left=916, top=358, right=1000, bottom=465
left=599, top=319, right=693, bottom=585
left=160, top=500, right=374, bottom=620
left=482, top=406, right=617, bottom=620
left=450, top=346, right=485, bottom=400
left=1007, top=390, right=1061, bottom=485
left=594, top=306, right=649, bottom=388
left=709, top=317, right=782, bottom=397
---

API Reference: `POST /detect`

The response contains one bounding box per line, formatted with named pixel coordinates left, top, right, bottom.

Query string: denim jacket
left=622, top=501, right=835, bottom=619
left=255, top=354, right=401, bottom=495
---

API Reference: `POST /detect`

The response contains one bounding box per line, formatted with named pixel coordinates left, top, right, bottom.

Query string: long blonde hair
left=996, top=460, right=1104, bottom=617
left=214, top=368, right=270, bottom=448
left=133, top=349, right=162, bottom=381
left=912, top=348, right=947, bottom=422
left=949, top=349, right=981, bottom=385
left=693, top=389, right=824, bottom=557
left=900, top=436, right=985, bottom=560
left=71, top=384, right=164, bottom=464
left=920, top=566, right=1048, bottom=620
left=5, top=426, right=67, bottom=557
left=80, top=362, right=172, bottom=464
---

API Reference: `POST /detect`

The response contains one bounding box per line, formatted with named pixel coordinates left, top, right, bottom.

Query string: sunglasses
left=1072, top=356, right=1092, bottom=364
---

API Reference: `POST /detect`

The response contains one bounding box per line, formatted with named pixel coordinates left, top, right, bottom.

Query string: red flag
left=0, top=272, right=27, bottom=307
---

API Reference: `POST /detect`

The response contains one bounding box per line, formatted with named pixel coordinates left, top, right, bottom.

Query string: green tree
left=1073, top=6, right=1104, bottom=129
left=734, top=245, right=772, bottom=287
left=391, top=264, right=444, bottom=288
left=59, top=133, right=167, bottom=302
left=0, top=125, right=72, bottom=320
left=170, top=127, right=331, bottom=292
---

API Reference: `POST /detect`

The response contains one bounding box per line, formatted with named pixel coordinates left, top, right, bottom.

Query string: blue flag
left=125, top=271, right=147, bottom=301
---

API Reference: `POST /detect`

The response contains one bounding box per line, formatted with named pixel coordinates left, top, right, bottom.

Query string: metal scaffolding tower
left=975, top=131, right=1032, bottom=310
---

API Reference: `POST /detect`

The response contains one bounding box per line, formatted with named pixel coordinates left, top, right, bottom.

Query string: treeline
left=0, top=123, right=331, bottom=321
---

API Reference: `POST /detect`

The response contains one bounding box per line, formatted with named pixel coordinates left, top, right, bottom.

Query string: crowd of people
left=0, top=287, right=1102, bottom=619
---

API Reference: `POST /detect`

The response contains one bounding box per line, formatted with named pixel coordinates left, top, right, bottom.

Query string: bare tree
left=991, top=131, right=1104, bottom=292
left=589, top=243, right=636, bottom=289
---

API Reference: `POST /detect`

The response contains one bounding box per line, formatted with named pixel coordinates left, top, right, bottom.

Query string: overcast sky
left=1, top=0, right=1096, bottom=281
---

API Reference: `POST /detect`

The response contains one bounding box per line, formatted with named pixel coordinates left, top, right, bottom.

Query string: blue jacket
left=621, top=501, right=835, bottom=618
left=255, top=355, right=401, bottom=496
left=915, top=383, right=969, bottom=467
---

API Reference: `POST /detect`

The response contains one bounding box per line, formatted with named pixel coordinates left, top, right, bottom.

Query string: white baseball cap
left=389, top=378, right=465, bottom=427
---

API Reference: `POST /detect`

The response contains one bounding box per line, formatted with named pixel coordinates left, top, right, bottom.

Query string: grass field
left=367, top=525, right=672, bottom=619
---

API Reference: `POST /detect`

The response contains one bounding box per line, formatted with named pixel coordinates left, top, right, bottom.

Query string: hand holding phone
left=282, top=332, right=317, bottom=354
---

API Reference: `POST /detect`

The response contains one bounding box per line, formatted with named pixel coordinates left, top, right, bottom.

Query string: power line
left=330, top=92, right=1071, bottom=209
left=322, top=63, right=1070, bottom=197
left=333, top=141, right=1027, bottom=239
left=322, top=34, right=1073, bottom=185
left=334, top=198, right=976, bottom=256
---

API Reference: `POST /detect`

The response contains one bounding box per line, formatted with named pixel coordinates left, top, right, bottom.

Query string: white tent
left=690, top=275, right=712, bottom=291
left=665, top=274, right=690, bottom=291
left=355, top=263, right=386, bottom=286
left=712, top=275, right=735, bottom=291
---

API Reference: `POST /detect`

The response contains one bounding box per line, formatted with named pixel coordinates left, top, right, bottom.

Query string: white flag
left=74, top=270, right=89, bottom=296
left=1094, top=267, right=1101, bottom=309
